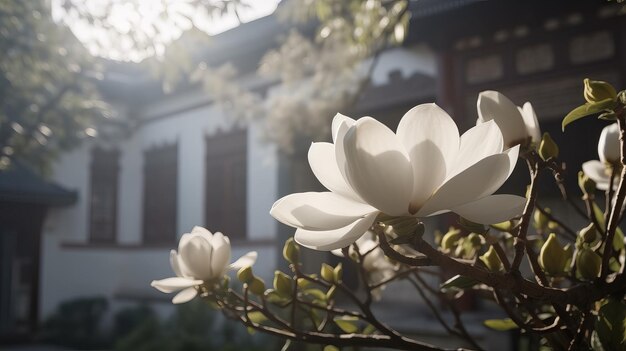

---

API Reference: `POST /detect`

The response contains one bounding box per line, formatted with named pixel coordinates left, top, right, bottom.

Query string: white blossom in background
left=271, top=103, right=525, bottom=251
left=477, top=91, right=541, bottom=148
left=151, top=226, right=257, bottom=304
left=583, top=123, right=621, bottom=190
left=331, top=232, right=397, bottom=300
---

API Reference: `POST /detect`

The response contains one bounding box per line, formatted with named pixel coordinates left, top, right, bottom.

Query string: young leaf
left=562, top=99, right=617, bottom=130
left=334, top=316, right=359, bottom=333
left=484, top=318, right=519, bottom=331
left=247, top=311, right=267, bottom=324
left=440, top=275, right=479, bottom=291
left=595, top=298, right=626, bottom=351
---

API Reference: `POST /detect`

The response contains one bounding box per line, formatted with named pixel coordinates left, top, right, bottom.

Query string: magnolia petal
left=270, top=192, right=376, bottom=230
left=179, top=236, right=214, bottom=280
left=598, top=123, right=620, bottom=164
left=229, top=251, right=258, bottom=270
left=294, top=212, right=378, bottom=251
left=451, top=194, right=526, bottom=224
left=210, top=232, right=231, bottom=277
left=450, top=120, right=503, bottom=178
left=396, top=103, right=460, bottom=209
left=418, top=152, right=513, bottom=216
left=172, top=287, right=198, bottom=304
left=169, top=250, right=184, bottom=277
left=519, top=102, right=541, bottom=144
left=334, top=120, right=353, bottom=184
left=582, top=160, right=611, bottom=191
left=331, top=113, right=356, bottom=143
left=308, top=142, right=360, bottom=201
left=151, top=277, right=203, bottom=293
left=191, top=226, right=213, bottom=239
left=343, top=117, right=413, bottom=215
left=477, top=91, right=527, bottom=148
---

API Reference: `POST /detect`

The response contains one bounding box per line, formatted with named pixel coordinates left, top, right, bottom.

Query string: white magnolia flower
left=477, top=91, right=541, bottom=148
left=331, top=232, right=396, bottom=300
left=270, top=103, right=525, bottom=251
left=582, top=123, right=621, bottom=190
left=151, top=226, right=257, bottom=304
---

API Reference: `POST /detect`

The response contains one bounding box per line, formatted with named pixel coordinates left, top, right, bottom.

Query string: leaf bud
left=333, top=263, right=343, bottom=283
left=480, top=245, right=503, bottom=272
left=237, top=266, right=254, bottom=284
left=539, top=233, right=571, bottom=276
left=576, top=248, right=601, bottom=280
left=249, top=277, right=266, bottom=295
left=584, top=78, right=617, bottom=103
left=578, top=171, right=596, bottom=196
left=273, top=271, right=293, bottom=296
left=579, top=223, right=598, bottom=244
left=533, top=208, right=550, bottom=230
left=321, top=263, right=335, bottom=283
left=283, top=237, right=299, bottom=264
left=441, top=228, right=462, bottom=251
left=538, top=132, right=559, bottom=161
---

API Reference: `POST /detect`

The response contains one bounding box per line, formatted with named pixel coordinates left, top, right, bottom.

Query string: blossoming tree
left=152, top=79, right=626, bottom=351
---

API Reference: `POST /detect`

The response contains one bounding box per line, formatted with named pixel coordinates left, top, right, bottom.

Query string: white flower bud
left=598, top=123, right=620, bottom=164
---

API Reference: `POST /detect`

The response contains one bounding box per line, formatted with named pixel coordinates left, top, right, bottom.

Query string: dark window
left=89, top=147, right=119, bottom=243
left=143, top=143, right=178, bottom=245
left=205, top=129, right=247, bottom=240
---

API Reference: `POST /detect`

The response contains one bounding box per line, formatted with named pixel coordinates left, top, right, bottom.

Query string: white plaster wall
left=40, top=94, right=280, bottom=320
left=369, top=45, right=437, bottom=86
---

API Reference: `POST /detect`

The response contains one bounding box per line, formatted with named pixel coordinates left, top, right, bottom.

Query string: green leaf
left=247, top=311, right=267, bottom=324
left=595, top=298, right=626, bottom=351
left=334, top=316, right=359, bottom=333
left=323, top=346, right=340, bottom=351
left=484, top=318, right=519, bottom=331
left=303, top=288, right=327, bottom=302
left=363, top=323, right=377, bottom=335
left=562, top=99, right=617, bottom=130
left=440, top=275, right=479, bottom=291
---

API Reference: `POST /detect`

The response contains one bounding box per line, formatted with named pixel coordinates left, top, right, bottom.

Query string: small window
left=142, top=143, right=178, bottom=245
left=89, top=147, right=120, bottom=243
left=205, top=129, right=247, bottom=240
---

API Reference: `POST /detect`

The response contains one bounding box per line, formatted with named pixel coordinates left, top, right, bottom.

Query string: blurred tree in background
left=0, top=1, right=108, bottom=172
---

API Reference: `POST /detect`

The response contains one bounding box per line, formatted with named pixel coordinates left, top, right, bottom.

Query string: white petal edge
left=210, top=232, right=231, bottom=277
left=449, top=120, right=503, bottom=179
left=417, top=151, right=514, bottom=217
left=308, top=142, right=361, bottom=201
left=151, top=277, right=203, bottom=293
left=270, top=192, right=376, bottom=230
left=332, top=113, right=355, bottom=143
left=229, top=251, right=258, bottom=270
left=343, top=117, right=414, bottom=216
left=451, top=194, right=526, bottom=224
left=477, top=91, right=527, bottom=147
left=294, top=212, right=378, bottom=251
left=396, top=103, right=460, bottom=210
left=172, top=287, right=198, bottom=304
left=582, top=160, right=610, bottom=191
left=519, top=102, right=541, bottom=144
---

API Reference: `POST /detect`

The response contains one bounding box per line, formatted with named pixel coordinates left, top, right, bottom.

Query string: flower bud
left=480, top=246, right=503, bottom=272
left=321, top=263, right=335, bottom=283
left=237, top=266, right=254, bottom=284
left=249, top=277, right=266, bottom=295
left=467, top=233, right=483, bottom=247
left=576, top=248, right=601, bottom=280
left=273, top=271, right=293, bottom=296
left=283, top=237, right=299, bottom=264
left=578, top=171, right=596, bottom=196
left=579, top=223, right=598, bottom=244
left=584, top=78, right=617, bottom=103
left=538, top=132, right=559, bottom=161
left=441, top=228, right=462, bottom=251
left=539, top=233, right=571, bottom=276
left=598, top=123, right=620, bottom=165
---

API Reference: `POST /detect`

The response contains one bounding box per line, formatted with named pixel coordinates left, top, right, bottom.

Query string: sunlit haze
left=52, top=0, right=281, bottom=62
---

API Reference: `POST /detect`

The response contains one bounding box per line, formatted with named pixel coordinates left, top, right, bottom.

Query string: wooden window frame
left=89, top=147, right=120, bottom=244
